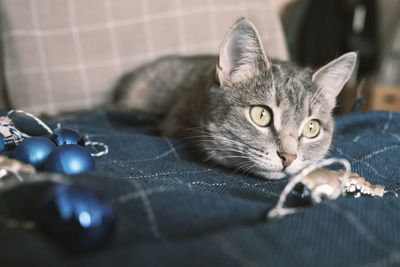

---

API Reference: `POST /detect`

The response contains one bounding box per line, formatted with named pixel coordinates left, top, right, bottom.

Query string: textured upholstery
left=1, top=110, right=400, bottom=266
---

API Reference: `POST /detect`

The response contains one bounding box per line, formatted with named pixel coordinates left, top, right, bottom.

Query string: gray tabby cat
left=113, top=18, right=357, bottom=179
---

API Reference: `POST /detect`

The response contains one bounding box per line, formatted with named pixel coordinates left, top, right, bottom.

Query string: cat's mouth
left=252, top=162, right=305, bottom=179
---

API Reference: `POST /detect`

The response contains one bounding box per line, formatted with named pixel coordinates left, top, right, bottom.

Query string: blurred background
left=280, top=0, right=400, bottom=114
left=0, top=0, right=399, bottom=115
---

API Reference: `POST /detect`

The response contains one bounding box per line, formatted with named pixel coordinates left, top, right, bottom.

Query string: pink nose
left=277, top=152, right=297, bottom=168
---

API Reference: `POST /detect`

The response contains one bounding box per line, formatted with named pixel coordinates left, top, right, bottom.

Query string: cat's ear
left=216, top=18, right=269, bottom=86
left=312, top=52, right=357, bottom=98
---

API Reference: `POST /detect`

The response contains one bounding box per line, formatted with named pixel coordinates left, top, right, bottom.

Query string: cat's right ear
left=216, top=18, right=270, bottom=87
left=312, top=52, right=358, bottom=99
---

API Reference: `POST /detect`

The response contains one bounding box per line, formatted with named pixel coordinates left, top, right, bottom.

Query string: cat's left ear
left=312, top=52, right=357, bottom=98
left=216, top=18, right=270, bottom=86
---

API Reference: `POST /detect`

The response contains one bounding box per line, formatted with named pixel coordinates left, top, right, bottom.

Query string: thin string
left=0, top=215, right=37, bottom=230
left=85, top=141, right=109, bottom=157
left=267, top=158, right=351, bottom=220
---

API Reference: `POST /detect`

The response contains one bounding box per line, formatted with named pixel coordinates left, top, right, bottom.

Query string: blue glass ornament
left=13, top=137, right=56, bottom=169
left=284, top=183, right=312, bottom=208
left=0, top=133, right=5, bottom=153
left=7, top=109, right=53, bottom=136
left=50, top=128, right=85, bottom=146
left=0, top=122, right=24, bottom=152
left=43, top=144, right=94, bottom=175
left=39, top=184, right=115, bottom=253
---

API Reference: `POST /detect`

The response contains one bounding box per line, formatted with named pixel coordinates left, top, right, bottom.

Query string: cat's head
left=202, top=18, right=357, bottom=179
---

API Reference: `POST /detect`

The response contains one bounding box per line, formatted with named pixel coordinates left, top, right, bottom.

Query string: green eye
left=302, top=119, right=320, bottom=138
left=250, top=106, right=271, bottom=127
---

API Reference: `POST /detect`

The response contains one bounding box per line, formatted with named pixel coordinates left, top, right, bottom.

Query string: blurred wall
left=377, top=0, right=400, bottom=63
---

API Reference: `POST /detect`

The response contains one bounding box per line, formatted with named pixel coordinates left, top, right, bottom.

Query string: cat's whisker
left=182, top=127, right=251, bottom=152
left=184, top=136, right=245, bottom=151
left=185, top=130, right=282, bottom=177
left=181, top=132, right=238, bottom=145
left=232, top=161, right=256, bottom=176
left=203, top=146, right=245, bottom=153
left=210, top=137, right=246, bottom=148
left=222, top=155, right=249, bottom=159
left=203, top=148, right=247, bottom=161
left=184, top=134, right=250, bottom=156
left=213, top=132, right=265, bottom=154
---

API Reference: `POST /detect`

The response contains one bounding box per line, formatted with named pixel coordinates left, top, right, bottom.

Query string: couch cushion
left=0, top=0, right=288, bottom=115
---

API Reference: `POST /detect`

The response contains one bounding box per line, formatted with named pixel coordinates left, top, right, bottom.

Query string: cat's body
left=114, top=55, right=216, bottom=137
left=113, top=19, right=357, bottom=179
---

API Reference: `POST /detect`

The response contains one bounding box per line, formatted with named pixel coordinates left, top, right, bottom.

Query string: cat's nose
left=277, top=152, right=297, bottom=168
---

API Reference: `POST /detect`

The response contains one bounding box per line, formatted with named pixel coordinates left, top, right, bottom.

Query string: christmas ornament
left=0, top=117, right=25, bottom=152
left=50, top=128, right=85, bottom=146
left=13, top=137, right=56, bottom=170
left=267, top=158, right=388, bottom=220
left=0, top=133, right=5, bottom=153
left=0, top=110, right=114, bottom=254
left=38, top=183, right=115, bottom=253
left=7, top=110, right=53, bottom=136
left=43, top=145, right=94, bottom=175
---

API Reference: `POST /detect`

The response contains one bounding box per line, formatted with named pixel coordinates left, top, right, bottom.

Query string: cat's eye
left=250, top=106, right=271, bottom=127
left=302, top=120, right=320, bottom=138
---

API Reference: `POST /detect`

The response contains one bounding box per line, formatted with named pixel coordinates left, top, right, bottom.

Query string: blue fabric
left=1, top=110, right=400, bottom=267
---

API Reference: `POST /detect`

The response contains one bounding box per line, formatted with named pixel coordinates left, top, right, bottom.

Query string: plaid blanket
left=1, top=110, right=400, bottom=267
